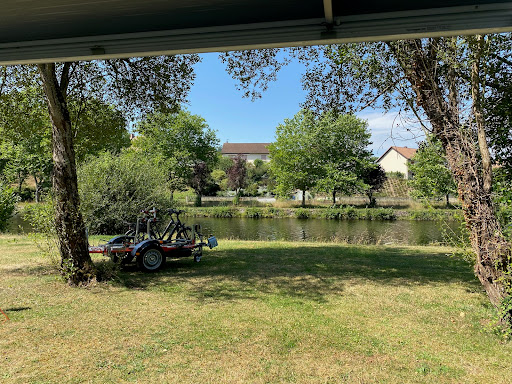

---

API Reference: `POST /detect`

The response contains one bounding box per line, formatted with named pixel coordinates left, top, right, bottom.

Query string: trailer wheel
left=137, top=247, right=165, bottom=272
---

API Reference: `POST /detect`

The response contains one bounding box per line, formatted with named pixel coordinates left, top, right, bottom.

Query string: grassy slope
left=0, top=235, right=511, bottom=383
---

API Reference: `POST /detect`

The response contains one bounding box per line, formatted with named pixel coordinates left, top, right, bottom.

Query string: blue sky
left=186, top=53, right=422, bottom=157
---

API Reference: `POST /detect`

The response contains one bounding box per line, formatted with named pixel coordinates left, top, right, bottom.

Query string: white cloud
left=357, top=110, right=426, bottom=156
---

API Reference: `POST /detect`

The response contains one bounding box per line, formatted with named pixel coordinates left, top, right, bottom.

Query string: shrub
left=245, top=207, right=262, bottom=218
left=263, top=207, right=283, bottom=218
left=23, top=202, right=60, bottom=266
left=208, top=206, right=238, bottom=218
left=78, top=150, right=170, bottom=234
left=0, top=184, right=17, bottom=232
left=372, top=208, right=396, bottom=220
left=344, top=206, right=358, bottom=219
left=294, top=208, right=310, bottom=219
left=322, top=208, right=341, bottom=220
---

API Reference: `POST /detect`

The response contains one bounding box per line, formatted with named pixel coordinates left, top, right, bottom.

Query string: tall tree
left=1, top=55, right=200, bottom=284
left=222, top=37, right=512, bottom=325
left=268, top=110, right=323, bottom=207
left=408, top=137, right=456, bottom=206
left=315, top=111, right=373, bottom=205
left=134, top=110, right=219, bottom=202
left=360, top=164, right=387, bottom=207
left=227, top=154, right=248, bottom=196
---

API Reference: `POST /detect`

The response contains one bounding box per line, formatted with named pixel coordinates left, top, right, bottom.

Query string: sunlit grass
left=1, top=235, right=511, bottom=383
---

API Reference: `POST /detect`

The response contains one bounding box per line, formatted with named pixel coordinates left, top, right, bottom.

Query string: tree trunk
left=33, top=174, right=40, bottom=203
left=393, top=40, right=511, bottom=319
left=38, top=63, right=96, bottom=285
left=302, top=189, right=306, bottom=207
left=195, top=194, right=202, bottom=207
left=332, top=190, right=336, bottom=206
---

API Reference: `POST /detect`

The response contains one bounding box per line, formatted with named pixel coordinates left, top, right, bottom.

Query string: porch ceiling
left=0, top=0, right=511, bottom=64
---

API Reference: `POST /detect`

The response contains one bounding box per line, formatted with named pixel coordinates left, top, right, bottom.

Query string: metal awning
left=1, top=0, right=511, bottom=64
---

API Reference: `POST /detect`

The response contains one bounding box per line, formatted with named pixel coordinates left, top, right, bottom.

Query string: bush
left=16, top=186, right=35, bottom=202
left=294, top=208, right=310, bottom=219
left=23, top=202, right=60, bottom=266
left=372, top=208, right=396, bottom=220
left=263, top=207, right=283, bottom=218
left=78, top=150, right=170, bottom=234
left=245, top=207, right=262, bottom=218
left=0, top=184, right=17, bottom=232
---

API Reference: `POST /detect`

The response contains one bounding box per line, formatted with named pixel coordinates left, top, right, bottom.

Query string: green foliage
left=269, top=110, right=375, bottom=206
left=0, top=184, right=17, bottom=232
left=23, top=202, right=60, bottom=266
left=135, top=110, right=219, bottom=199
left=269, top=110, right=323, bottom=204
left=227, top=155, right=247, bottom=194
left=360, top=164, right=387, bottom=207
left=315, top=112, right=374, bottom=200
left=494, top=168, right=512, bottom=240
left=320, top=206, right=395, bottom=220
left=387, top=171, right=405, bottom=179
left=77, top=150, right=169, bottom=234
left=216, top=154, right=235, bottom=173
left=294, top=208, right=311, bottom=219
left=245, top=207, right=262, bottom=218
left=70, top=98, right=131, bottom=163
left=247, top=159, right=270, bottom=187
left=408, top=138, right=456, bottom=204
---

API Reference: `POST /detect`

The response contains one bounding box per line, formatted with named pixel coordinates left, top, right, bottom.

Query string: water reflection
left=194, top=218, right=460, bottom=246
left=7, top=213, right=460, bottom=246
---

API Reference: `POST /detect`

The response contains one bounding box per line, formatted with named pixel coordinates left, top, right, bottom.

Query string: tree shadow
left=113, top=243, right=479, bottom=303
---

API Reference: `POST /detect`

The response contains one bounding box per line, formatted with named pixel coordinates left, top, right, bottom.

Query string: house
left=221, top=143, right=271, bottom=163
left=377, top=146, right=417, bottom=179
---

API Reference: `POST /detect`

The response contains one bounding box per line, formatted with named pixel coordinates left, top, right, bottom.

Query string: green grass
left=1, top=235, right=511, bottom=383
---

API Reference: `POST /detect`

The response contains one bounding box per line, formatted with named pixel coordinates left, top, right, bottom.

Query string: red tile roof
left=377, top=146, right=417, bottom=162
left=392, top=146, right=417, bottom=159
left=221, top=143, right=270, bottom=155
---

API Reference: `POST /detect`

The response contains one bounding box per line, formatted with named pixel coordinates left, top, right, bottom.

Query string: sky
left=186, top=53, right=422, bottom=157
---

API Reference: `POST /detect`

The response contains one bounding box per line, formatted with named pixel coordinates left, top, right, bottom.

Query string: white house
left=221, top=143, right=271, bottom=163
left=377, top=146, right=417, bottom=179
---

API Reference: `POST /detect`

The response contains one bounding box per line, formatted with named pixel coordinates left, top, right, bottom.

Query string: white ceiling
left=1, top=0, right=511, bottom=64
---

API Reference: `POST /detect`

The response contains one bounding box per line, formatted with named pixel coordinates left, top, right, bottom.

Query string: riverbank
left=183, top=206, right=463, bottom=221
left=0, top=235, right=509, bottom=383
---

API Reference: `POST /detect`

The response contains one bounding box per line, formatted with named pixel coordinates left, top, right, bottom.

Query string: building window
left=261, top=154, right=267, bottom=160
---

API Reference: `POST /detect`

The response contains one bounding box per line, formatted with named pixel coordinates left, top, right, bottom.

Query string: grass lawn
left=0, top=235, right=511, bottom=383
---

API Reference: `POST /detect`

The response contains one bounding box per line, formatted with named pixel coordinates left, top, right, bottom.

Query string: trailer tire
left=137, top=246, right=165, bottom=272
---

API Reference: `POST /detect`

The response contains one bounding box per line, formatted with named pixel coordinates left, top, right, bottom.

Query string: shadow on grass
left=112, top=244, right=479, bottom=303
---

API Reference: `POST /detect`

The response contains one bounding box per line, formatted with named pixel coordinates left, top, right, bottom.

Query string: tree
left=0, top=55, right=200, bottom=284
left=189, top=161, right=212, bottom=207
left=222, top=38, right=512, bottom=325
left=70, top=98, right=130, bottom=163
left=268, top=110, right=323, bottom=207
left=78, top=150, right=169, bottom=234
left=227, top=155, right=248, bottom=196
left=315, top=111, right=374, bottom=205
left=408, top=138, right=456, bottom=206
left=134, top=110, right=219, bottom=202
left=0, top=183, right=16, bottom=232
left=360, top=164, right=387, bottom=207
left=0, top=84, right=52, bottom=202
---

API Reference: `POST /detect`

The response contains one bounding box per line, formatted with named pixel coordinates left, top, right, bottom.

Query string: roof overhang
left=1, top=1, right=511, bottom=65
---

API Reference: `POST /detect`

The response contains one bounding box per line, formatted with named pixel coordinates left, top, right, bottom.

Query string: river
left=7, top=214, right=461, bottom=246
left=192, top=217, right=460, bottom=245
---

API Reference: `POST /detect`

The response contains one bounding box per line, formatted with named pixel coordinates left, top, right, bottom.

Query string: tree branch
left=59, top=62, right=72, bottom=97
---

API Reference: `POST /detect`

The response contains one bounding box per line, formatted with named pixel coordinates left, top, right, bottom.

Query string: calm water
left=7, top=214, right=461, bottom=245
left=193, top=217, right=461, bottom=245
